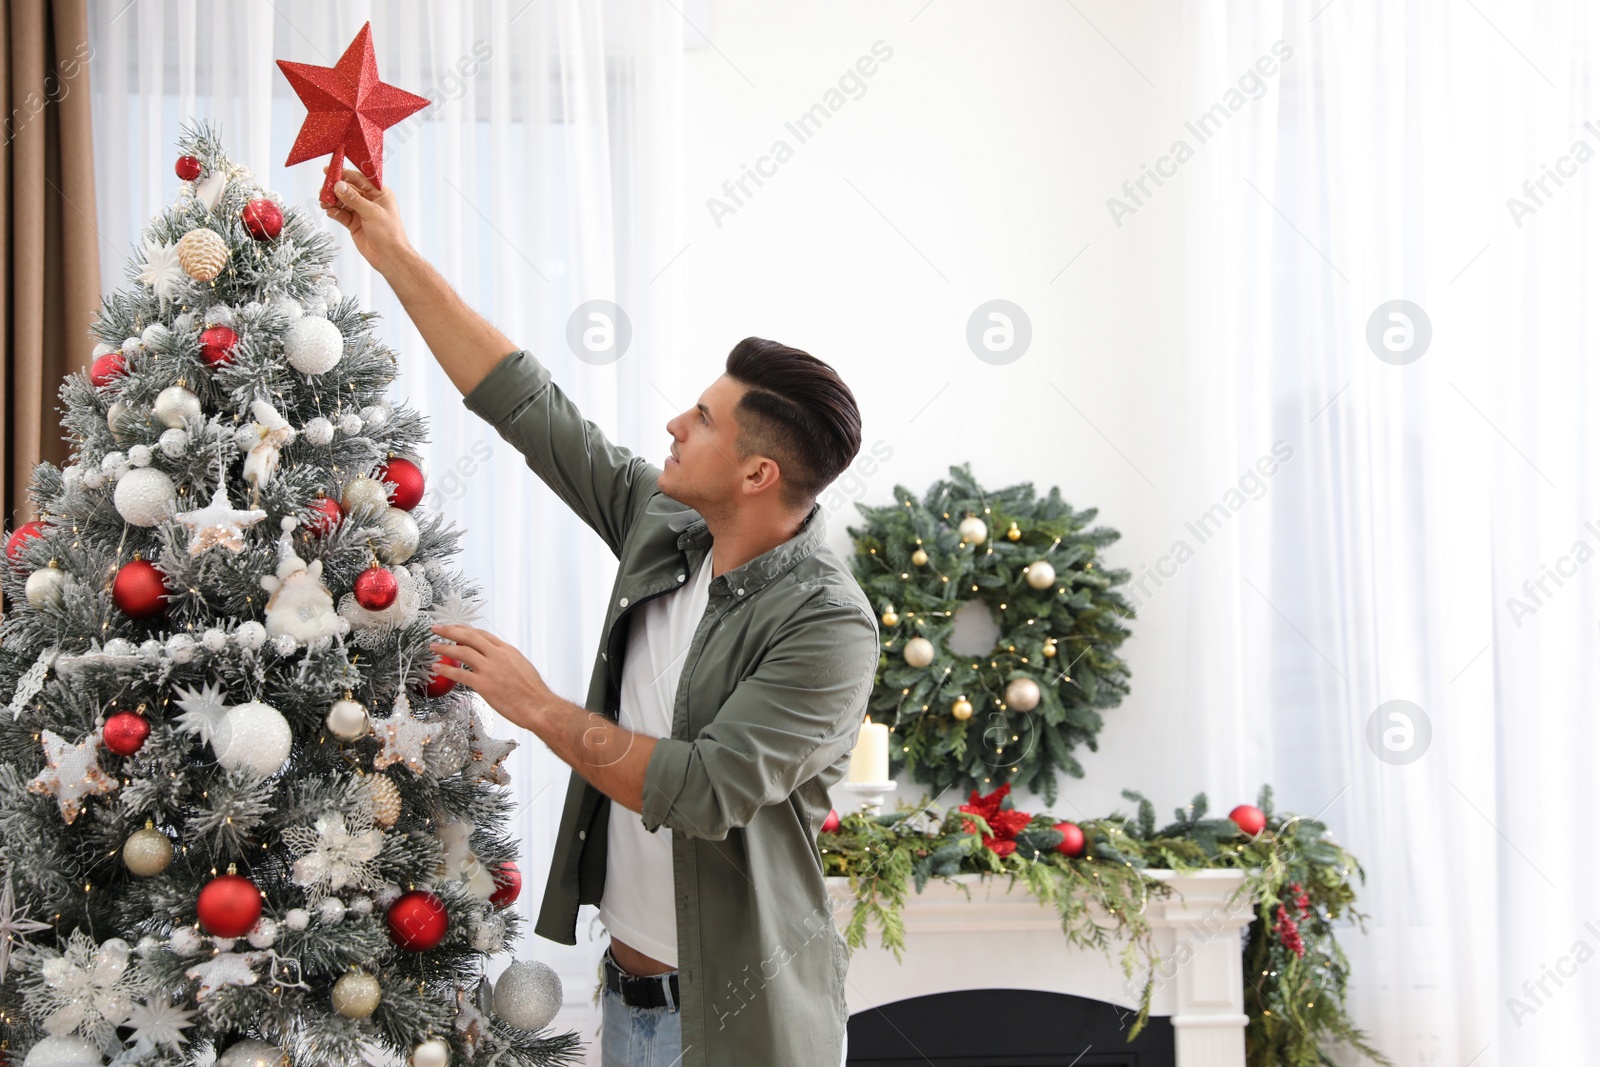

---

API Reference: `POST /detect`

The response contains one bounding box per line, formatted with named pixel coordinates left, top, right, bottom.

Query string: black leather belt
left=603, top=947, right=680, bottom=1010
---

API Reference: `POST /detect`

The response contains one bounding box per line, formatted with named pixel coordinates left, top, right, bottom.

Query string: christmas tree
left=0, top=123, right=580, bottom=1067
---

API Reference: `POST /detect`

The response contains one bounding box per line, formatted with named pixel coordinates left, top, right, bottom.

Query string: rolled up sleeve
left=640, top=598, right=878, bottom=840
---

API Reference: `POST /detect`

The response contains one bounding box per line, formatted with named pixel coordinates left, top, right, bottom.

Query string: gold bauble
left=1004, top=677, right=1042, bottom=712
left=364, top=772, right=403, bottom=829
left=1042, top=637, right=1058, bottom=658
left=957, top=515, right=988, bottom=545
left=951, top=696, right=973, bottom=720
left=123, top=823, right=174, bottom=877
left=176, top=227, right=229, bottom=282
left=412, top=1038, right=451, bottom=1067
left=911, top=547, right=929, bottom=566
left=881, top=606, right=899, bottom=628
left=1025, top=560, right=1057, bottom=590
left=902, top=636, right=935, bottom=668
left=1006, top=521, right=1021, bottom=541
left=332, top=970, right=383, bottom=1019
left=218, top=1040, right=289, bottom=1067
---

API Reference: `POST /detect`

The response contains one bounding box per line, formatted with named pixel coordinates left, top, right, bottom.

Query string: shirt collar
left=674, top=503, right=826, bottom=597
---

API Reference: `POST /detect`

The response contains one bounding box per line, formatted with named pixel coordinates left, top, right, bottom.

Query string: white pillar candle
left=847, top=716, right=890, bottom=783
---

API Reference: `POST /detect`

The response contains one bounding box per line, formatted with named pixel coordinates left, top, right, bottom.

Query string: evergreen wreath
left=849, top=465, right=1134, bottom=804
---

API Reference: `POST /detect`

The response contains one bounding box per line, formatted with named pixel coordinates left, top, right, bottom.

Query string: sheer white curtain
left=1172, top=2, right=1598, bottom=1063
left=88, top=0, right=683, bottom=1044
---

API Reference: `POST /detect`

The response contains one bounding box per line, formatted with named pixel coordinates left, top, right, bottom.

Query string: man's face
left=659, top=375, right=752, bottom=510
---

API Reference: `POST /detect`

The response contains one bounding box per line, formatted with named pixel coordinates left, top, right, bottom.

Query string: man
left=325, top=167, right=877, bottom=1067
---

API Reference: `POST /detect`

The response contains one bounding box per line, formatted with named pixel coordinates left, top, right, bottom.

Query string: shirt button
left=619, top=596, right=629, bottom=607
left=677, top=573, right=686, bottom=582
left=736, top=588, right=746, bottom=596
left=578, top=830, right=586, bottom=840
left=600, top=652, right=607, bottom=661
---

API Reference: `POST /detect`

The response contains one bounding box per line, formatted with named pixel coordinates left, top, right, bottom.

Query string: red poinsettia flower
left=959, top=783, right=1034, bottom=856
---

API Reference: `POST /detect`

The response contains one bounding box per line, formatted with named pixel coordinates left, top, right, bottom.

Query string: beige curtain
left=1, top=0, right=98, bottom=526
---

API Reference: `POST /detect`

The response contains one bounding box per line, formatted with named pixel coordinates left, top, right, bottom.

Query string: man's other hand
left=323, top=164, right=412, bottom=276
left=430, top=625, right=555, bottom=732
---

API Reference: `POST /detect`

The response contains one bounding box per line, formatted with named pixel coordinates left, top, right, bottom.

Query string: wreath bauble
left=849, top=464, right=1134, bottom=804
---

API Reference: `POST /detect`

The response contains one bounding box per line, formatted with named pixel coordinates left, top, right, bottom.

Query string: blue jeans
left=598, top=953, right=849, bottom=1066
left=601, top=981, right=683, bottom=1067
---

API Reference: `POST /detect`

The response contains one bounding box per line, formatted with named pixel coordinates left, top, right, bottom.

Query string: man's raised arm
left=322, top=165, right=510, bottom=395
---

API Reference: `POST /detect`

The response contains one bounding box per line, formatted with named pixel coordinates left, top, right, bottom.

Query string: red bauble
left=89, top=352, right=127, bottom=388
left=1053, top=821, right=1086, bottom=858
left=821, top=809, right=841, bottom=834
left=305, top=496, right=343, bottom=536
left=1229, top=804, right=1267, bottom=837
left=199, top=325, right=239, bottom=368
left=5, top=521, right=45, bottom=562
left=489, top=861, right=522, bottom=909
left=241, top=198, right=284, bottom=240
left=387, top=889, right=449, bottom=951
left=197, top=873, right=262, bottom=938
left=112, top=559, right=170, bottom=618
left=378, top=457, right=425, bottom=511
left=103, top=711, right=151, bottom=756
left=175, top=155, right=202, bottom=181
left=353, top=565, right=399, bottom=611
left=421, top=656, right=459, bottom=699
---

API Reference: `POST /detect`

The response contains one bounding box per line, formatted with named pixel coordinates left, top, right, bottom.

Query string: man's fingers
left=331, top=180, right=380, bottom=218
left=432, top=662, right=478, bottom=690
left=432, top=624, right=496, bottom=652
left=432, top=641, right=486, bottom=671
left=338, top=165, right=381, bottom=195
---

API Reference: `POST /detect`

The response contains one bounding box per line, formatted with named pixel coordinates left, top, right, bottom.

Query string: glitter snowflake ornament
left=284, top=810, right=384, bottom=905
left=0, top=873, right=50, bottom=982
left=136, top=236, right=185, bottom=308
left=26, top=931, right=148, bottom=1046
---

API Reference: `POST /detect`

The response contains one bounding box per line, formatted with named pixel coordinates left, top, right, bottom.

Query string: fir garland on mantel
left=820, top=785, right=1389, bottom=1067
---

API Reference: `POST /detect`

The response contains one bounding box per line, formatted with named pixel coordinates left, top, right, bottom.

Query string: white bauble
left=215, top=701, right=292, bottom=778
left=411, top=1039, right=451, bottom=1067
left=284, top=908, right=310, bottom=931
left=378, top=507, right=420, bottom=564
left=114, top=467, right=177, bottom=527
left=126, top=444, right=152, bottom=468
left=201, top=627, right=228, bottom=651
left=319, top=897, right=347, bottom=924
left=216, top=1040, right=287, bottom=1067
left=22, top=1034, right=103, bottom=1066
left=902, top=636, right=936, bottom=668
left=340, top=476, right=388, bottom=514
left=92, top=342, right=115, bottom=358
left=153, top=385, right=201, bottom=429
left=338, top=411, right=364, bottom=435
left=100, top=450, right=126, bottom=475
left=247, top=917, right=278, bottom=948
left=81, top=469, right=106, bottom=490
left=61, top=464, right=82, bottom=490
left=25, top=565, right=66, bottom=607
left=1025, top=560, right=1056, bottom=590
left=102, top=638, right=135, bottom=658
left=234, top=620, right=268, bottom=650
left=958, top=515, right=988, bottom=545
left=325, top=697, right=370, bottom=741
left=493, top=959, right=564, bottom=1032
left=282, top=316, right=343, bottom=375
left=302, top=416, right=334, bottom=446
left=271, top=295, right=304, bottom=321
left=165, top=632, right=197, bottom=664
left=140, top=323, right=170, bottom=348
left=138, top=639, right=163, bottom=662
left=1004, top=677, right=1042, bottom=712
left=158, top=428, right=188, bottom=458
left=359, top=404, right=387, bottom=428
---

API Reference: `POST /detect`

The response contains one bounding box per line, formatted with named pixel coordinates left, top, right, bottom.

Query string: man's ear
left=744, top=455, right=782, bottom=496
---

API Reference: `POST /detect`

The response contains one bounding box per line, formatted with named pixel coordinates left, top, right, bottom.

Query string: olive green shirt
left=463, top=350, right=877, bottom=1067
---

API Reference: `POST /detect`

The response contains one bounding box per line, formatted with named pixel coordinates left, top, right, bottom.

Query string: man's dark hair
left=723, top=336, right=861, bottom=505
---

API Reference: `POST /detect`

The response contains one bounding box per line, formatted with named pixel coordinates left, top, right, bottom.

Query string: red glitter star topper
left=278, top=23, right=429, bottom=206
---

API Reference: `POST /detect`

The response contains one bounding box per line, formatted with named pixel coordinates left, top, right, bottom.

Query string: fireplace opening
left=847, top=987, right=1176, bottom=1066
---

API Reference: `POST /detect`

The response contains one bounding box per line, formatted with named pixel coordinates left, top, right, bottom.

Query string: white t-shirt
left=597, top=554, right=713, bottom=969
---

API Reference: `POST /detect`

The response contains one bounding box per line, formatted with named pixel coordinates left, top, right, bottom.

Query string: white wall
left=679, top=2, right=1227, bottom=819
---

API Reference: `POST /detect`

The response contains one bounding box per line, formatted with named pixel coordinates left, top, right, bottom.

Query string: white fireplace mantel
left=827, top=869, right=1254, bottom=1067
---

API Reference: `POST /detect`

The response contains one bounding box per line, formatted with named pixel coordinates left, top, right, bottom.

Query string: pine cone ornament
left=177, top=227, right=229, bottom=281
left=363, top=773, right=402, bottom=829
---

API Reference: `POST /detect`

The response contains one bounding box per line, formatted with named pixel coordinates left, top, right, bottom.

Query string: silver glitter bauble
left=22, top=1034, right=103, bottom=1066
left=332, top=970, right=382, bottom=1019
left=378, top=507, right=420, bottom=565
left=493, top=959, right=564, bottom=1032
left=282, top=315, right=343, bottom=375
left=340, top=475, right=389, bottom=514
left=217, top=1039, right=288, bottom=1067
left=123, top=825, right=174, bottom=876
left=113, top=467, right=176, bottom=527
